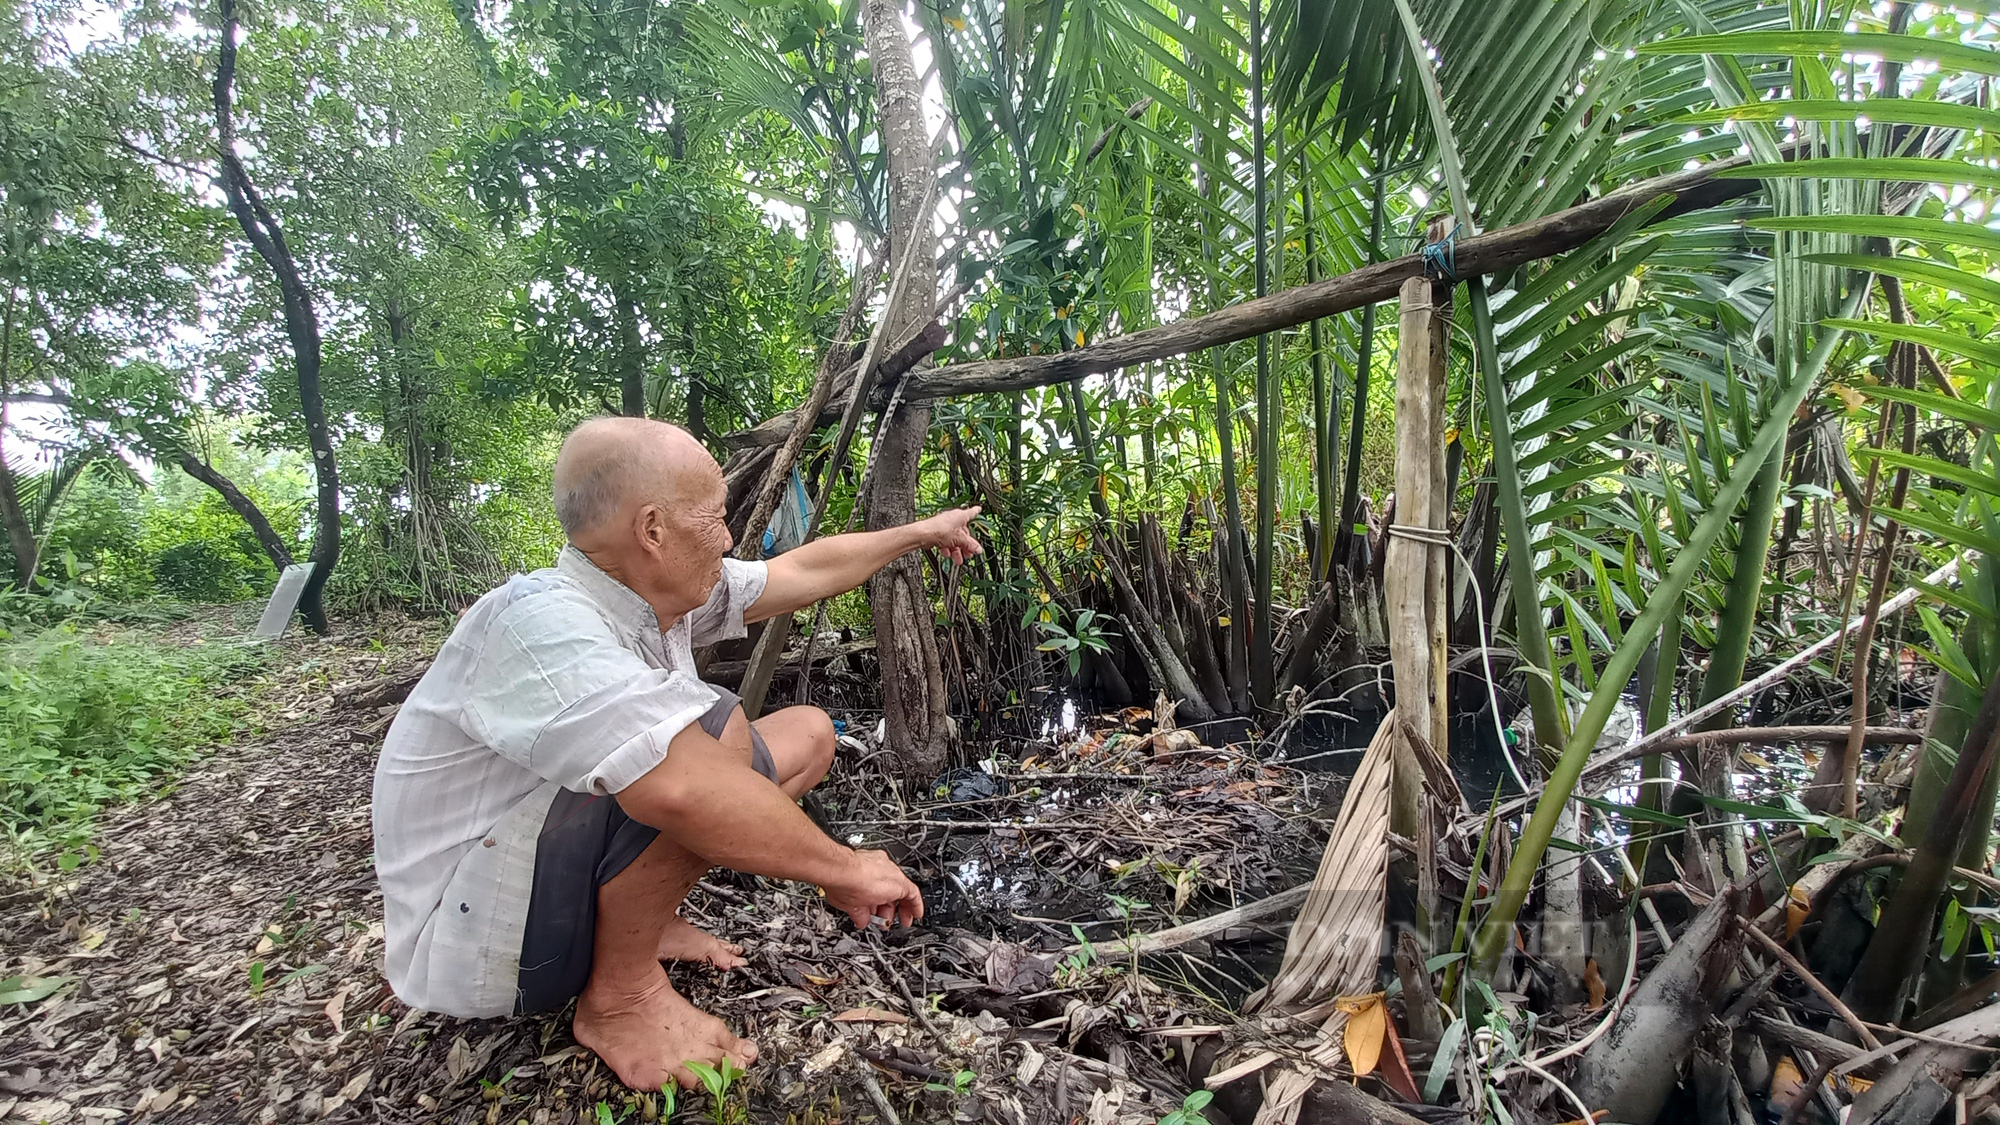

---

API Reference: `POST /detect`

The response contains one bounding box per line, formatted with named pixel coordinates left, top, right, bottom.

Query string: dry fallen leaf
left=1785, top=883, right=1812, bottom=941
left=1334, top=993, right=1386, bottom=1078
left=1584, top=958, right=1606, bottom=1012
left=1377, top=1017, right=1420, bottom=1103
left=336, top=1069, right=370, bottom=1101
left=445, top=1035, right=472, bottom=1085
left=324, top=987, right=350, bottom=1034
left=831, top=1006, right=909, bottom=1024
left=1740, top=751, right=1773, bottom=769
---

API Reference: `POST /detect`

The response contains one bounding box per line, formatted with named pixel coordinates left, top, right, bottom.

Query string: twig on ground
left=1740, top=921, right=1883, bottom=1050
left=857, top=1067, right=903, bottom=1125
left=868, top=935, right=948, bottom=1046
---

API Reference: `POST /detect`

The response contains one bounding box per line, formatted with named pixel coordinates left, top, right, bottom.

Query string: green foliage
left=151, top=541, right=254, bottom=603
left=1157, top=1089, right=1214, bottom=1125
left=0, top=624, right=265, bottom=855
left=924, top=1068, right=977, bottom=1097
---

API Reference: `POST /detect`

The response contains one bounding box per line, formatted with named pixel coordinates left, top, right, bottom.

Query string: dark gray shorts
left=515, top=688, right=778, bottom=1015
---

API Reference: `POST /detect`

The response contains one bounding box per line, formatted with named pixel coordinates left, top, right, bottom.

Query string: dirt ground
left=0, top=615, right=1332, bottom=1125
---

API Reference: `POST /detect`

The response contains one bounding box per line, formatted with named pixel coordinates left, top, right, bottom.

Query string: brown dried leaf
left=1785, top=883, right=1812, bottom=942
left=1334, top=993, right=1385, bottom=1078
left=831, top=1007, right=908, bottom=1024
left=1584, top=958, right=1606, bottom=1012
left=1378, top=1018, right=1420, bottom=1103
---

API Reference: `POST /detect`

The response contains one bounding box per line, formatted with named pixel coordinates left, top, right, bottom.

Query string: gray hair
left=553, top=460, right=622, bottom=539
left=552, top=417, right=700, bottom=539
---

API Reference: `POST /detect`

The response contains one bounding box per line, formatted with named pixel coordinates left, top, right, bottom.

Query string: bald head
left=552, top=417, right=716, bottom=541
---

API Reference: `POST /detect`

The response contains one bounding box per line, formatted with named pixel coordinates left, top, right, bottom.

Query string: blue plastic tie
left=1419, top=221, right=1461, bottom=282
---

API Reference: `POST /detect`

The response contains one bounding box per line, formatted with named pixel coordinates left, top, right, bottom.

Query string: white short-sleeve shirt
left=370, top=546, right=767, bottom=1017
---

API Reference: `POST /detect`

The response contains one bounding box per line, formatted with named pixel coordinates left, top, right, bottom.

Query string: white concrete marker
left=253, top=563, right=314, bottom=639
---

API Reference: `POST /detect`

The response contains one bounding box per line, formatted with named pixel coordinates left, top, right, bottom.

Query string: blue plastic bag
left=761, top=468, right=812, bottom=558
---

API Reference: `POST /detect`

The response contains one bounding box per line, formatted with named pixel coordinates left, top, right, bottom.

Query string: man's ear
left=634, top=504, right=668, bottom=554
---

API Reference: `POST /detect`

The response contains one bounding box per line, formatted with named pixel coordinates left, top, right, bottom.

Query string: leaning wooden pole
left=718, top=149, right=1777, bottom=462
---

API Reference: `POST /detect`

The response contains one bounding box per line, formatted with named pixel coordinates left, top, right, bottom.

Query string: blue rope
left=1418, top=221, right=1461, bottom=282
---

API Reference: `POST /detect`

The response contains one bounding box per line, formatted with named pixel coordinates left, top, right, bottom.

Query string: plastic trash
left=761, top=467, right=812, bottom=558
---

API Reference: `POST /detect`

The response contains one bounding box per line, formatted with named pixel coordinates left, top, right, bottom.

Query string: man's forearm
left=749, top=524, right=925, bottom=621
left=618, top=749, right=857, bottom=889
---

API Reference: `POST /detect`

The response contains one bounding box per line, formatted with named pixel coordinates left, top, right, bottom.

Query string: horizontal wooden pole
left=893, top=153, right=1762, bottom=402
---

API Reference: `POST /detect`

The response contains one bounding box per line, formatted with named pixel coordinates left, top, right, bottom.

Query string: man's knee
left=759, top=705, right=835, bottom=790
left=799, top=706, right=836, bottom=775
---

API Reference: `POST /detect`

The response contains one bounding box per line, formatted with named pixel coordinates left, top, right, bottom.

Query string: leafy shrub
left=0, top=625, right=265, bottom=855
left=152, top=541, right=252, bottom=602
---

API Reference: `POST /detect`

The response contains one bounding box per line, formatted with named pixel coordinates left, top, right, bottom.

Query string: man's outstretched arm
left=746, top=506, right=982, bottom=623
left=614, top=722, right=924, bottom=928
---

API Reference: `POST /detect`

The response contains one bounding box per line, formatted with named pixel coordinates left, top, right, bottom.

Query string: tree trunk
left=862, top=0, right=951, bottom=780
left=174, top=450, right=295, bottom=572
left=213, top=0, right=337, bottom=634
left=613, top=279, right=646, bottom=418
left=0, top=286, right=42, bottom=588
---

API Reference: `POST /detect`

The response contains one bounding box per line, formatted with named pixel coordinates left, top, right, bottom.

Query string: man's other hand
left=827, top=849, right=926, bottom=929
left=917, top=506, right=984, bottom=566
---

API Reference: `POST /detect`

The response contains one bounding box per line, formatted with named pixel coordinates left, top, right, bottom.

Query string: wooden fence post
left=1387, top=216, right=1455, bottom=828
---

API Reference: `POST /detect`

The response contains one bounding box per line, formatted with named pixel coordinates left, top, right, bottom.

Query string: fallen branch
left=719, top=322, right=949, bottom=451
left=1476, top=558, right=1961, bottom=823
left=703, top=638, right=877, bottom=681
left=1749, top=1011, right=1866, bottom=1064
left=1595, top=557, right=1959, bottom=776
left=1577, top=886, right=1746, bottom=1125
left=1742, top=921, right=1883, bottom=1050
left=335, top=666, right=428, bottom=710
left=1647, top=724, right=1923, bottom=754
left=1063, top=884, right=1309, bottom=958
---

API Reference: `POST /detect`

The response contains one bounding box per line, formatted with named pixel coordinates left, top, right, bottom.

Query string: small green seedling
left=924, top=1069, right=976, bottom=1097
left=1158, top=1089, right=1213, bottom=1125
left=683, top=1058, right=746, bottom=1125
left=593, top=1100, right=625, bottom=1125
left=479, top=1068, right=517, bottom=1103
left=1057, top=924, right=1097, bottom=982
left=247, top=960, right=266, bottom=998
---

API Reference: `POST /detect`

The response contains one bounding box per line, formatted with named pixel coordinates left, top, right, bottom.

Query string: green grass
left=0, top=623, right=267, bottom=860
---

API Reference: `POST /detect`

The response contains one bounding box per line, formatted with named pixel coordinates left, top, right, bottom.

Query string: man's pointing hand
left=916, top=505, right=984, bottom=566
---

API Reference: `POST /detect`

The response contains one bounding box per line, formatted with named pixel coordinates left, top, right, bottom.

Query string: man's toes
left=722, top=1034, right=759, bottom=1068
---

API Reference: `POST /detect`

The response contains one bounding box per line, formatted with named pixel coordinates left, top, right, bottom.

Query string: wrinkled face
left=636, top=462, right=733, bottom=618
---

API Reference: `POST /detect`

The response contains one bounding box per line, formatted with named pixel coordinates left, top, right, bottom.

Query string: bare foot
left=573, top=966, right=759, bottom=1091
left=656, top=917, right=747, bottom=970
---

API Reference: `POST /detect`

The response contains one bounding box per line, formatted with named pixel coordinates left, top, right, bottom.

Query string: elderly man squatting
left=371, top=417, right=981, bottom=1089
